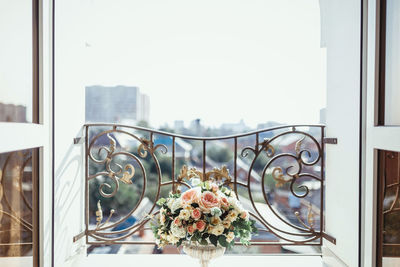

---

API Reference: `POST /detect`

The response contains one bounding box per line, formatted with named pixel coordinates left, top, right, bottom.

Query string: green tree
left=207, top=146, right=233, bottom=163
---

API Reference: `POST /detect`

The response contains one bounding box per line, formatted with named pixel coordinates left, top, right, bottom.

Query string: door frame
left=363, top=0, right=400, bottom=266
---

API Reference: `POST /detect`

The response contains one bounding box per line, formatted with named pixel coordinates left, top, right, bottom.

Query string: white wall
left=322, top=0, right=361, bottom=266
left=54, top=0, right=87, bottom=266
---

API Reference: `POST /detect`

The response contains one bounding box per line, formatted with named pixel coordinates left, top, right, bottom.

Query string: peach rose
left=195, top=220, right=206, bottom=232
left=199, top=191, right=220, bottom=213
left=181, top=188, right=200, bottom=205
left=187, top=224, right=195, bottom=235
left=191, top=208, right=202, bottom=220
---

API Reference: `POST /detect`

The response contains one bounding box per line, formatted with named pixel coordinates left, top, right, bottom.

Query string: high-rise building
left=85, top=85, right=150, bottom=123
left=0, top=103, right=27, bottom=122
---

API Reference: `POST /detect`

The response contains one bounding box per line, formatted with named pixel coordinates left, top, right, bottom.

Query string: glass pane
left=0, top=148, right=38, bottom=266
left=0, top=0, right=34, bottom=123
left=384, top=0, right=400, bottom=125
left=378, top=150, right=400, bottom=267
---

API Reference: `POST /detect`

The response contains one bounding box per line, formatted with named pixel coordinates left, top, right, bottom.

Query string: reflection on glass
left=0, top=0, right=33, bottom=123
left=379, top=151, right=400, bottom=266
left=384, top=0, right=400, bottom=125
left=0, top=149, right=37, bottom=266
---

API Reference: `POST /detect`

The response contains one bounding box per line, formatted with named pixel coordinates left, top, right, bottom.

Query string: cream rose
left=178, top=209, right=191, bottom=220
left=210, top=225, right=224, bottom=236
left=226, top=232, right=235, bottom=242
left=227, top=210, right=238, bottom=222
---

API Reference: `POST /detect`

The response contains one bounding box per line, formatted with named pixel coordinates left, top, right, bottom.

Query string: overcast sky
left=1, top=0, right=326, bottom=128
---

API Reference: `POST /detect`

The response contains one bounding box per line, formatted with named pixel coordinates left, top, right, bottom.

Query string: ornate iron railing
left=77, top=123, right=335, bottom=248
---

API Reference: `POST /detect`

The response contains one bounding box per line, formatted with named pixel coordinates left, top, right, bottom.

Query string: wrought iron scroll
left=0, top=150, right=34, bottom=255
left=83, top=124, right=326, bottom=246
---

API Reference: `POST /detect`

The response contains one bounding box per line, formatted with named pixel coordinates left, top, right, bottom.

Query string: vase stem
left=200, top=260, right=209, bottom=267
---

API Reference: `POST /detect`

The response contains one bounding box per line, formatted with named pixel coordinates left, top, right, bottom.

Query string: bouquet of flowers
left=151, top=167, right=257, bottom=249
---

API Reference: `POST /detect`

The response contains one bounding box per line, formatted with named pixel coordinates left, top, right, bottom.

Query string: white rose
left=171, top=198, right=182, bottom=213
left=167, top=234, right=180, bottom=244
left=228, top=197, right=238, bottom=206
left=171, top=223, right=186, bottom=238
left=228, top=197, right=243, bottom=211
left=167, top=199, right=174, bottom=209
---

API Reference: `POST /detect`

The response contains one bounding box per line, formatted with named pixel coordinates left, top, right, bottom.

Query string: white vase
left=182, top=244, right=226, bottom=267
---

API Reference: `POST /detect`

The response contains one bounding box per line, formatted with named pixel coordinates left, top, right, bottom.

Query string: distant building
left=85, top=85, right=150, bottom=123
left=0, top=103, right=26, bottom=122
left=256, top=121, right=281, bottom=130
left=174, top=120, right=185, bottom=132
left=189, top=119, right=203, bottom=135
left=221, top=119, right=249, bottom=133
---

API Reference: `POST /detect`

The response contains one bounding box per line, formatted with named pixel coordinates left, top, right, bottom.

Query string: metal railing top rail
left=84, top=123, right=325, bottom=141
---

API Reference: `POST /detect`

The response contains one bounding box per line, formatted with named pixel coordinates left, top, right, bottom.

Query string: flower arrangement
left=151, top=167, right=257, bottom=249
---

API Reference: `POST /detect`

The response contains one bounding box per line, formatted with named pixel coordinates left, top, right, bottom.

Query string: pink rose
left=195, top=220, right=206, bottom=232
left=182, top=188, right=200, bottom=205
left=220, top=196, right=230, bottom=210
left=174, top=217, right=181, bottom=226
left=191, top=208, right=202, bottom=220
left=199, top=191, right=220, bottom=213
left=187, top=224, right=195, bottom=235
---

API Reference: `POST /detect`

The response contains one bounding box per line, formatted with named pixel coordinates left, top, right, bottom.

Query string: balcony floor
left=80, top=254, right=323, bottom=267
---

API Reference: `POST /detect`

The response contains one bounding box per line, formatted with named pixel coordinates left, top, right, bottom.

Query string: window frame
left=0, top=1, right=53, bottom=267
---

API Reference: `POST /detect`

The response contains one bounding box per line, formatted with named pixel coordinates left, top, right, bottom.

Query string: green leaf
left=174, top=208, right=183, bottom=215
left=156, top=198, right=166, bottom=206
left=191, top=203, right=199, bottom=208
left=194, top=231, right=201, bottom=240
left=200, top=238, right=208, bottom=246
left=191, top=235, right=198, bottom=242
left=218, top=235, right=228, bottom=247
left=177, top=238, right=183, bottom=247
left=209, top=234, right=218, bottom=247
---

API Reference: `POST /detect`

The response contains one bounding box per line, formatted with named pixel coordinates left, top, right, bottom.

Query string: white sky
left=1, top=0, right=326, bottom=128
